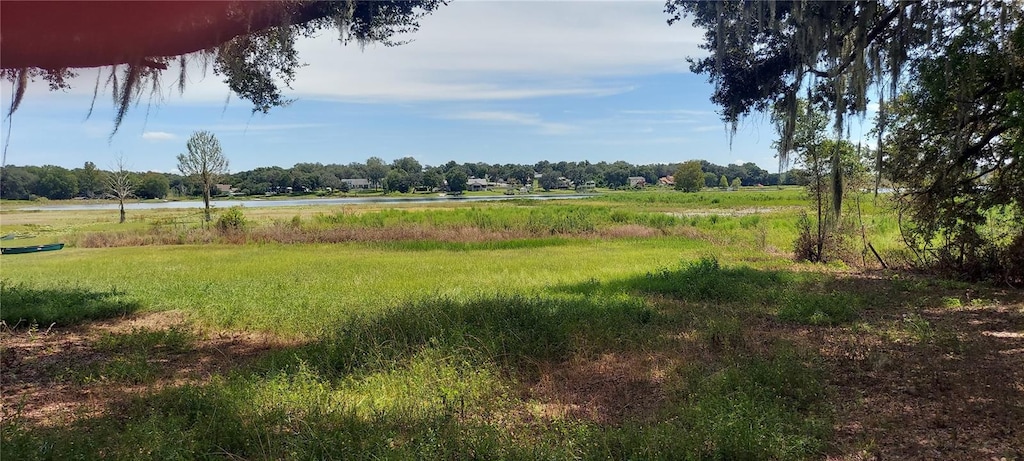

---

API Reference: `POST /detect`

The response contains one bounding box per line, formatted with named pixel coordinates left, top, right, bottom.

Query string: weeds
left=277, top=294, right=659, bottom=376
left=621, top=257, right=861, bottom=325
left=66, top=355, right=158, bottom=385
left=678, top=346, right=829, bottom=459
left=60, top=327, right=196, bottom=385
left=777, top=292, right=860, bottom=326
left=942, top=296, right=963, bottom=308
left=95, top=326, right=194, bottom=354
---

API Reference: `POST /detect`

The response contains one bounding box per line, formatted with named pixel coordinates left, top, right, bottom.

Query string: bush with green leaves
left=216, top=206, right=247, bottom=232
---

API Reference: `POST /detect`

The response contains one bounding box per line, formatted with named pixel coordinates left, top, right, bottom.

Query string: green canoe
left=1, top=243, right=65, bottom=255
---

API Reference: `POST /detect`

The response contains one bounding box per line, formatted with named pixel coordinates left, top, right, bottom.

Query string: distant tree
left=392, top=156, right=422, bottom=175
left=36, top=165, right=78, bottom=199
left=318, top=172, right=343, bottom=191
left=509, top=165, right=535, bottom=187
left=365, top=157, right=388, bottom=190
left=674, top=160, right=704, bottom=192
left=462, top=162, right=486, bottom=179
left=177, top=130, right=229, bottom=222
left=446, top=168, right=468, bottom=193
left=719, top=175, right=728, bottom=189
left=77, top=161, right=104, bottom=198
left=731, top=177, right=742, bottom=189
left=292, top=172, right=319, bottom=192
left=739, top=162, right=770, bottom=186
left=107, top=157, right=133, bottom=223
left=383, top=169, right=411, bottom=193
left=421, top=169, right=444, bottom=191
left=137, top=172, right=170, bottom=199
left=538, top=170, right=562, bottom=191
left=603, top=168, right=629, bottom=189
left=703, top=172, right=718, bottom=188
left=0, top=166, right=38, bottom=200
left=562, top=164, right=587, bottom=187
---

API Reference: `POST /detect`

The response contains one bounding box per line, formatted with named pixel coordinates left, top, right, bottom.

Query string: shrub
left=793, top=212, right=858, bottom=264
left=216, top=206, right=247, bottom=232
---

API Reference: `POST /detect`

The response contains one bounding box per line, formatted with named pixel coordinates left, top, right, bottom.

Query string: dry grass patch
left=1, top=311, right=296, bottom=427
left=526, top=352, right=675, bottom=424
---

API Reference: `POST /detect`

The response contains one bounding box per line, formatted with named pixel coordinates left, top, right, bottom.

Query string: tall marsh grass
left=613, top=257, right=863, bottom=326
left=593, top=188, right=808, bottom=208
left=70, top=205, right=697, bottom=248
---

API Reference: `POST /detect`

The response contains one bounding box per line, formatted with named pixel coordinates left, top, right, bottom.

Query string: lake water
left=16, top=194, right=597, bottom=212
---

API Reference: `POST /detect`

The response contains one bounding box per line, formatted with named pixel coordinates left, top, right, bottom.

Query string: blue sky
left=0, top=1, right=875, bottom=174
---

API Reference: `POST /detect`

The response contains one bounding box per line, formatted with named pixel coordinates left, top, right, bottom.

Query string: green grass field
left=2, top=188, right=1020, bottom=460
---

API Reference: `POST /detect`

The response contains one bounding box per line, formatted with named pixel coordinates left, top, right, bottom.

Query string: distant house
left=340, top=178, right=371, bottom=190
left=658, top=176, right=675, bottom=187
left=628, top=176, right=647, bottom=188
left=215, top=183, right=238, bottom=196
left=576, top=180, right=597, bottom=192
left=467, top=178, right=489, bottom=191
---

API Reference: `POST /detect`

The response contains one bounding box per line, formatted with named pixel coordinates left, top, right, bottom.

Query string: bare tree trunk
left=203, top=188, right=211, bottom=222
left=119, top=199, right=125, bottom=223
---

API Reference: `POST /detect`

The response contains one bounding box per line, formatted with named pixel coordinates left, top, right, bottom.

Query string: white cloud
left=443, top=110, right=576, bottom=135
left=283, top=1, right=702, bottom=103
left=141, top=131, right=176, bottom=141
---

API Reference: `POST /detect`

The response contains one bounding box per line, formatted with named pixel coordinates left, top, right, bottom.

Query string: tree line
left=1, top=157, right=805, bottom=201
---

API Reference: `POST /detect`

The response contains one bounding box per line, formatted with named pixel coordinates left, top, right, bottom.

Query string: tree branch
left=1, top=1, right=325, bottom=70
